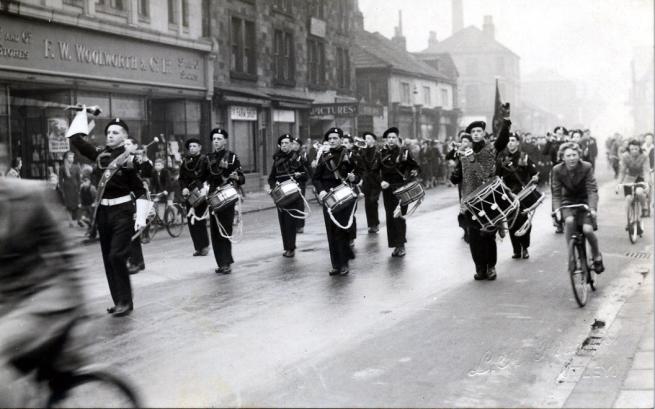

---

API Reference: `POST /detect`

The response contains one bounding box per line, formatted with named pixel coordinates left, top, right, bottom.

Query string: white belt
left=99, top=195, right=132, bottom=206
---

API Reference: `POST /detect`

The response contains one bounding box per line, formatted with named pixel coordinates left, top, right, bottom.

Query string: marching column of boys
left=203, top=128, right=245, bottom=274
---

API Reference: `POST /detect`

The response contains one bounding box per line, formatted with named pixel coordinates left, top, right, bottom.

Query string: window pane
left=182, top=0, right=189, bottom=27
left=245, top=21, right=255, bottom=74
left=231, top=18, right=241, bottom=71
left=168, top=0, right=176, bottom=24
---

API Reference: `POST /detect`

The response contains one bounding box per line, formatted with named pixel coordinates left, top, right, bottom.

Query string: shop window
left=336, top=47, right=350, bottom=90
left=272, top=0, right=292, bottom=15
left=63, top=0, right=84, bottom=7
left=400, top=82, right=411, bottom=105
left=231, top=17, right=257, bottom=79
left=307, top=38, right=325, bottom=88
left=232, top=121, right=256, bottom=173
left=137, top=0, right=149, bottom=18
left=273, top=30, right=295, bottom=85
left=309, top=0, right=324, bottom=19
left=423, top=86, right=431, bottom=106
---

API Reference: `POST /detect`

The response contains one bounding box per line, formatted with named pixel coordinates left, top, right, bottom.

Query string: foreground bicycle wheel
left=165, top=205, right=185, bottom=237
left=47, top=368, right=141, bottom=408
left=569, top=239, right=589, bottom=307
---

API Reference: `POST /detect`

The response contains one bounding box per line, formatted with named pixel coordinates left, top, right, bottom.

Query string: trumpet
left=353, top=137, right=366, bottom=149
left=65, top=104, right=102, bottom=116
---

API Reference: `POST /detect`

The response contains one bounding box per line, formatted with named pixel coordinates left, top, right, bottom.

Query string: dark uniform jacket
left=203, top=149, right=245, bottom=191
left=496, top=148, right=538, bottom=194
left=312, top=146, right=361, bottom=193
left=267, top=150, right=308, bottom=189
left=358, top=146, right=381, bottom=195
left=179, top=154, right=207, bottom=191
left=551, top=161, right=599, bottom=211
left=379, top=145, right=420, bottom=188
left=69, top=135, right=146, bottom=200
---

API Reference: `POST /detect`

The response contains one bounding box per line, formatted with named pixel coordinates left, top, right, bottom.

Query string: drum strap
left=393, top=196, right=423, bottom=219
left=280, top=190, right=312, bottom=220
left=327, top=200, right=357, bottom=230
left=187, top=206, right=209, bottom=225
left=212, top=195, right=244, bottom=244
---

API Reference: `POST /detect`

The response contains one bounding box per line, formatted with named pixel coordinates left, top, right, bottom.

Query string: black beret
left=210, top=128, right=228, bottom=139
left=323, top=127, right=344, bottom=141
left=105, top=118, right=129, bottom=135
left=459, top=132, right=472, bottom=142
left=184, top=137, right=202, bottom=149
left=382, top=127, right=399, bottom=138
left=465, top=121, right=486, bottom=134
left=292, top=136, right=303, bottom=145
left=509, top=132, right=522, bottom=142
left=362, top=131, right=377, bottom=140
left=277, top=133, right=293, bottom=145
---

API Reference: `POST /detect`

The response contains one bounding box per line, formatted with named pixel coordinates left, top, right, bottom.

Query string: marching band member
left=342, top=134, right=360, bottom=252
left=291, top=136, right=310, bottom=234
left=359, top=132, right=382, bottom=234
left=460, top=105, right=511, bottom=281
left=312, top=128, right=361, bottom=276
left=66, top=111, right=148, bottom=317
left=203, top=128, right=245, bottom=274
left=496, top=132, right=539, bottom=260
left=266, top=134, right=308, bottom=258
left=179, top=137, right=210, bottom=257
left=379, top=127, right=420, bottom=258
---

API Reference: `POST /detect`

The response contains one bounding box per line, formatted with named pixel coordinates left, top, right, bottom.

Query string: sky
left=358, top=0, right=654, bottom=134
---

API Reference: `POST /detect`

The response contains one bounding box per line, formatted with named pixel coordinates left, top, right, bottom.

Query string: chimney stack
left=391, top=10, right=407, bottom=50
left=483, top=15, right=494, bottom=40
left=428, top=31, right=438, bottom=49
left=452, top=0, right=463, bottom=34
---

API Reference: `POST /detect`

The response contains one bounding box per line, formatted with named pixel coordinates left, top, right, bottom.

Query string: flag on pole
left=492, top=78, right=504, bottom=139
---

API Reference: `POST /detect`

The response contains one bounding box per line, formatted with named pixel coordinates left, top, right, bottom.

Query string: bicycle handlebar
left=617, top=182, right=649, bottom=188
left=551, top=204, right=590, bottom=216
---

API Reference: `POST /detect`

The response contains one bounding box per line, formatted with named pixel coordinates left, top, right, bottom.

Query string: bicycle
left=552, top=204, right=600, bottom=307
left=142, top=192, right=185, bottom=243
left=617, top=182, right=649, bottom=244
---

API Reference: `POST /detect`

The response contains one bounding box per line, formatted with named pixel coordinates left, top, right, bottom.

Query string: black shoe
left=112, top=303, right=133, bottom=317
left=593, top=256, right=605, bottom=274
left=127, top=262, right=145, bottom=275
left=522, top=248, right=530, bottom=259
left=391, top=246, right=406, bottom=257
left=296, top=227, right=304, bottom=234
left=339, top=266, right=350, bottom=275
left=329, top=268, right=340, bottom=276
left=193, top=247, right=209, bottom=256
left=474, top=266, right=487, bottom=280
left=512, top=253, right=521, bottom=259
left=214, top=266, right=231, bottom=274
left=368, top=225, right=379, bottom=234
left=487, top=266, right=497, bottom=281
left=283, top=250, right=295, bottom=258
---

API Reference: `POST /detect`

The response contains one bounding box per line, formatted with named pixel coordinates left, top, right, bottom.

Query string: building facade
left=417, top=16, right=520, bottom=129
left=353, top=18, right=459, bottom=141
left=207, top=0, right=357, bottom=190
left=0, top=0, right=214, bottom=179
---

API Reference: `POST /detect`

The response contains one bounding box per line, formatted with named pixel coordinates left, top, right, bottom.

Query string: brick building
left=0, top=0, right=214, bottom=179
left=207, top=0, right=357, bottom=189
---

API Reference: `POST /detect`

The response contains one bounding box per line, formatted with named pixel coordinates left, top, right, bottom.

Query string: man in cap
left=179, top=137, right=210, bottom=256
left=359, top=132, right=382, bottom=233
left=312, top=127, right=361, bottom=275
left=202, top=128, right=245, bottom=274
left=266, top=134, right=308, bottom=257
left=291, top=135, right=310, bottom=234
left=66, top=110, right=148, bottom=316
left=378, top=127, right=420, bottom=257
left=459, top=104, right=511, bottom=281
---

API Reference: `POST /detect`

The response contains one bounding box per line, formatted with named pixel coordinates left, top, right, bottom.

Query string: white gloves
left=134, top=198, right=152, bottom=231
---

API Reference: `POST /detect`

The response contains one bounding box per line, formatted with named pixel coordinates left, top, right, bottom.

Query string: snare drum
left=187, top=187, right=206, bottom=208
left=462, top=177, right=519, bottom=230
left=515, top=184, right=545, bottom=213
left=208, top=184, right=239, bottom=212
left=270, top=179, right=301, bottom=207
left=323, top=183, right=358, bottom=213
left=393, top=181, right=425, bottom=207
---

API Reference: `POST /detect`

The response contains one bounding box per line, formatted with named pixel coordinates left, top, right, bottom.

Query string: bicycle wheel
left=569, top=238, right=589, bottom=307
left=47, top=369, right=141, bottom=408
left=165, top=205, right=185, bottom=238
left=628, top=203, right=639, bottom=244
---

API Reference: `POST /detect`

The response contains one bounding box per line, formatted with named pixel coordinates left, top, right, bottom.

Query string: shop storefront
left=309, top=102, right=358, bottom=140
left=0, top=14, right=212, bottom=179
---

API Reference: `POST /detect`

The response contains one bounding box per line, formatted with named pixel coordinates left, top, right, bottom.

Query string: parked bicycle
left=141, top=192, right=185, bottom=243
left=617, top=181, right=649, bottom=244
left=552, top=204, right=600, bottom=307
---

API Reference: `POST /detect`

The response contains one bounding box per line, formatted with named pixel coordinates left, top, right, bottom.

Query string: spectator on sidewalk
left=58, top=151, right=83, bottom=227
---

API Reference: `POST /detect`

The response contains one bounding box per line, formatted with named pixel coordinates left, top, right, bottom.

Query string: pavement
left=54, top=168, right=653, bottom=407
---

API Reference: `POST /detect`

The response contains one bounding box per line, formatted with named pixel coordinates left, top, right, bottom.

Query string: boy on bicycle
left=617, top=139, right=650, bottom=227
left=551, top=142, right=604, bottom=273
